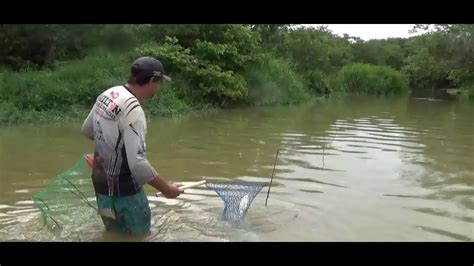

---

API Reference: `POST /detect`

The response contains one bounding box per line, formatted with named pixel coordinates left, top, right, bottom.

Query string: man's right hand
left=162, top=183, right=184, bottom=198
left=148, top=176, right=184, bottom=198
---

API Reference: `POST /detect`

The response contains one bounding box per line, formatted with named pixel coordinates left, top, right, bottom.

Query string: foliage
left=244, top=54, right=311, bottom=106
left=133, top=25, right=262, bottom=105
left=1, top=23, right=474, bottom=125
left=330, top=63, right=409, bottom=95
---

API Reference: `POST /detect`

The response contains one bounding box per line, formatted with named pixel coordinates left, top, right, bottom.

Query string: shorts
left=96, top=190, right=151, bottom=236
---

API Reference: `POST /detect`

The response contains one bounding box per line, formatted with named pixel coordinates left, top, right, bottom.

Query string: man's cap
left=131, top=56, right=171, bottom=81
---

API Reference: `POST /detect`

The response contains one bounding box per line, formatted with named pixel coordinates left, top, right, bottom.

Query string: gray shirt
left=81, top=85, right=157, bottom=196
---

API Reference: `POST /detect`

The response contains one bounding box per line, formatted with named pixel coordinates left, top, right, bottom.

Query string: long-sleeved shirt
left=81, top=84, right=158, bottom=196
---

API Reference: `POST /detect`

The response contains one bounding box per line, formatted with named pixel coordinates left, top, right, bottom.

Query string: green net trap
left=32, top=155, right=98, bottom=231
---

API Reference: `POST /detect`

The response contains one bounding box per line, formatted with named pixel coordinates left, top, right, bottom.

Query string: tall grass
left=244, top=54, right=312, bottom=106
left=0, top=49, right=211, bottom=125
left=329, top=63, right=409, bottom=95
left=0, top=49, right=129, bottom=112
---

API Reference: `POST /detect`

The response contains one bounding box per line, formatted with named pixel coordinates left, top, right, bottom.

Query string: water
left=0, top=96, right=473, bottom=241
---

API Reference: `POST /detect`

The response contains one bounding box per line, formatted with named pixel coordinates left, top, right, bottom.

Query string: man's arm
left=122, top=118, right=182, bottom=198
left=81, top=106, right=95, bottom=140
left=147, top=176, right=182, bottom=198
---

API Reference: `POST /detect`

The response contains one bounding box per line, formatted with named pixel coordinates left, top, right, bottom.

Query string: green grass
left=0, top=48, right=216, bottom=125
left=0, top=48, right=129, bottom=112
left=329, top=63, right=409, bottom=95
left=244, top=54, right=312, bottom=106
left=0, top=101, right=89, bottom=126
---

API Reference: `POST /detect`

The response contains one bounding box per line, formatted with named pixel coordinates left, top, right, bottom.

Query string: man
left=81, top=56, right=183, bottom=235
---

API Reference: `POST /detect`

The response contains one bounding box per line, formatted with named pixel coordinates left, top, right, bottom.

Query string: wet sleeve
left=122, top=116, right=158, bottom=185
left=81, top=106, right=94, bottom=140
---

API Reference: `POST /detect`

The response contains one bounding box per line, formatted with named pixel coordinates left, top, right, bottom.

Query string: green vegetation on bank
left=330, top=63, right=409, bottom=95
left=0, top=24, right=473, bottom=125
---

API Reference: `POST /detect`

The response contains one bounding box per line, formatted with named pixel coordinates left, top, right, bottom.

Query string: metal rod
left=322, top=135, right=325, bottom=169
left=265, top=149, right=280, bottom=207
left=62, top=177, right=98, bottom=211
left=49, top=216, right=63, bottom=230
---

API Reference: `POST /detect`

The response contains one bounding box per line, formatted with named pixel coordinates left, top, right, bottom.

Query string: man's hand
left=162, top=183, right=184, bottom=199
left=148, top=177, right=184, bottom=198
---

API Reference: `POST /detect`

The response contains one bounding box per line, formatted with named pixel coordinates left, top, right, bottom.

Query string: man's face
left=145, top=79, right=162, bottom=99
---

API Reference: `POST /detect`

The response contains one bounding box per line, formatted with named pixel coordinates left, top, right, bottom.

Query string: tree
left=352, top=38, right=408, bottom=70
left=276, top=27, right=352, bottom=93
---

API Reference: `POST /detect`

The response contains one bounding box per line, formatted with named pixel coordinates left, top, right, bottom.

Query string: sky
left=303, top=24, right=429, bottom=41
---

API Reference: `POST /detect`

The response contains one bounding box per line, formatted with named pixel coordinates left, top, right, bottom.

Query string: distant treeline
left=0, top=24, right=472, bottom=124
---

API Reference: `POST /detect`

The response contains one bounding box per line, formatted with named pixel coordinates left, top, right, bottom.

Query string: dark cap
left=131, top=56, right=171, bottom=81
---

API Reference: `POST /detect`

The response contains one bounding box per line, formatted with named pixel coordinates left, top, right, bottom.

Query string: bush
left=303, top=69, right=330, bottom=94
left=0, top=25, right=105, bottom=70
left=330, top=63, right=409, bottom=95
left=142, top=80, right=193, bottom=117
left=244, top=54, right=311, bottom=106
left=0, top=25, right=140, bottom=71
left=133, top=38, right=249, bottom=105
left=0, top=47, right=219, bottom=124
left=459, top=84, right=474, bottom=100
left=0, top=101, right=21, bottom=124
left=0, top=49, right=129, bottom=112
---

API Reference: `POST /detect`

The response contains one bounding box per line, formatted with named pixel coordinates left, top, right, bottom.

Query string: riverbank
left=0, top=49, right=411, bottom=126
left=10, top=24, right=474, bottom=127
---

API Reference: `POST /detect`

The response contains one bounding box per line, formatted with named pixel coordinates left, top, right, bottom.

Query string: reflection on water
left=0, top=96, right=473, bottom=241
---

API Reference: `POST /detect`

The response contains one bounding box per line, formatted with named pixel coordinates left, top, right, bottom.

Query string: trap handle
left=155, top=180, right=207, bottom=197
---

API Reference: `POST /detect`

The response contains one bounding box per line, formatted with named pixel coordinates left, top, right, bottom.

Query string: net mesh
left=32, top=155, right=268, bottom=230
left=32, top=155, right=98, bottom=231
left=206, top=181, right=266, bottom=223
